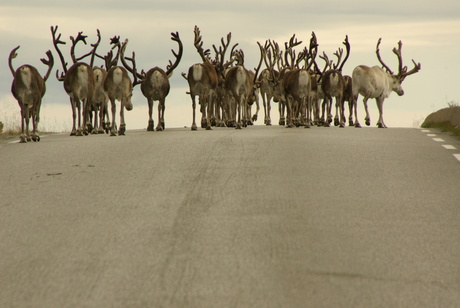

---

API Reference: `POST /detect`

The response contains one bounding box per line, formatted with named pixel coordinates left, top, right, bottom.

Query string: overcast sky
left=1, top=1, right=459, bottom=131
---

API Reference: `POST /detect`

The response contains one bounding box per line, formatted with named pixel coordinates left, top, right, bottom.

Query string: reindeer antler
left=336, top=35, right=350, bottom=72
left=376, top=38, right=394, bottom=75
left=165, top=31, right=183, bottom=77
left=392, top=40, right=421, bottom=79
left=40, top=50, right=54, bottom=82
left=193, top=25, right=212, bottom=63
left=51, top=25, right=68, bottom=80
left=284, top=34, right=303, bottom=69
left=213, top=32, right=233, bottom=71
left=8, top=46, right=20, bottom=76
left=119, top=39, right=144, bottom=86
left=70, top=31, right=88, bottom=64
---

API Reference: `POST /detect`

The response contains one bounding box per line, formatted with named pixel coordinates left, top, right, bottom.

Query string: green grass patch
left=421, top=121, right=460, bottom=137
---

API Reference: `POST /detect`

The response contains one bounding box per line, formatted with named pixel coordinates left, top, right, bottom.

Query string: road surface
left=1, top=126, right=459, bottom=307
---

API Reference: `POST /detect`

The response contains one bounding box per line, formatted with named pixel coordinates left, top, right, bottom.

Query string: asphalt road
left=1, top=126, right=459, bottom=307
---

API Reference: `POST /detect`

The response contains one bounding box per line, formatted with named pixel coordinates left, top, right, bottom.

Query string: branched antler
left=193, top=25, right=212, bottom=63
left=51, top=25, right=68, bottom=81
left=165, top=31, right=183, bottom=77
left=376, top=38, right=394, bottom=74
left=40, top=50, right=54, bottom=82
left=119, top=39, right=144, bottom=86
left=392, top=40, right=421, bottom=79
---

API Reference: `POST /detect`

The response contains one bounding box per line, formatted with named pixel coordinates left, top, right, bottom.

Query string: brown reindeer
left=8, top=46, right=54, bottom=143
left=51, top=25, right=97, bottom=136
left=352, top=38, right=421, bottom=128
left=223, top=45, right=264, bottom=129
left=120, top=32, right=183, bottom=131
left=182, top=26, right=219, bottom=130
left=320, top=35, right=351, bottom=127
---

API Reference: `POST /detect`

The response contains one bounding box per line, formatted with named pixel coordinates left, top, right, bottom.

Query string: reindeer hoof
left=147, top=121, right=154, bottom=131
left=355, top=123, right=362, bottom=128
left=365, top=120, right=371, bottom=126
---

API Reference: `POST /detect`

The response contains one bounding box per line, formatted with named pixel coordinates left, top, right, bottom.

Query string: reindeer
left=223, top=45, right=264, bottom=129
left=342, top=75, right=354, bottom=126
left=100, top=38, right=136, bottom=136
left=51, top=25, right=97, bottom=136
left=8, top=46, right=54, bottom=143
left=120, top=32, right=183, bottom=131
left=278, top=34, right=316, bottom=128
left=352, top=38, right=421, bottom=128
left=91, top=66, right=109, bottom=134
left=182, top=26, right=219, bottom=131
left=320, top=35, right=351, bottom=128
left=256, top=39, right=283, bottom=126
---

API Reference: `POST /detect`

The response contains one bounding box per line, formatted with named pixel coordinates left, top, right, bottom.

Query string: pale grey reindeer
left=8, top=46, right=54, bottom=143
left=352, top=38, right=421, bottom=128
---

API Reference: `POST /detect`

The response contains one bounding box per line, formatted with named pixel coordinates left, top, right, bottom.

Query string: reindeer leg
left=146, top=99, right=154, bottom=131
left=353, top=95, right=361, bottom=128
left=363, top=98, right=371, bottom=126
left=97, top=104, right=105, bottom=134
left=31, top=103, right=40, bottom=141
left=338, top=96, right=345, bottom=128
left=205, top=95, right=213, bottom=130
left=82, top=98, right=89, bottom=136
left=110, top=99, right=117, bottom=136
left=70, top=98, right=77, bottom=136
left=266, top=94, right=272, bottom=125
left=334, top=97, right=340, bottom=127
left=376, top=97, right=387, bottom=128
left=75, top=99, right=84, bottom=136
left=190, top=94, right=198, bottom=131
left=19, top=104, right=27, bottom=143
left=156, top=99, right=165, bottom=131
left=252, top=93, right=260, bottom=123
left=118, top=101, right=126, bottom=135
left=348, top=100, right=354, bottom=126
left=262, top=93, right=268, bottom=125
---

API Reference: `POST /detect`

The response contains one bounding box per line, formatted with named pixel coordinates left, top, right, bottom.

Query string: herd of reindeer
left=7, top=25, right=421, bottom=143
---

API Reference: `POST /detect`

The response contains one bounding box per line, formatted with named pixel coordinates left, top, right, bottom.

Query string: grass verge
left=421, top=121, right=460, bottom=137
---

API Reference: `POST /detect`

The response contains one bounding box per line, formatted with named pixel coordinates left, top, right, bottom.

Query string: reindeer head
left=376, top=38, right=421, bottom=96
